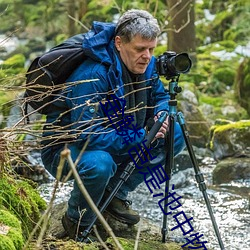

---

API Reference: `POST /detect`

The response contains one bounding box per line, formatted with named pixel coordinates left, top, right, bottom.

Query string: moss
left=0, top=235, right=16, bottom=250
left=0, top=209, right=21, bottom=229
left=213, top=120, right=250, bottom=133
left=0, top=209, right=24, bottom=249
left=7, top=228, right=24, bottom=249
left=106, top=237, right=186, bottom=250
left=1, top=54, right=25, bottom=69
left=0, top=175, right=47, bottom=239
left=199, top=95, right=224, bottom=107
left=213, top=67, right=235, bottom=86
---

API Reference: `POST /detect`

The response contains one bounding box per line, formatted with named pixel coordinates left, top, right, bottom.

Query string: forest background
left=0, top=0, right=250, bottom=124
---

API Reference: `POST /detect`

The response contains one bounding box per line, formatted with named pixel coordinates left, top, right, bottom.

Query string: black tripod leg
left=162, top=114, right=175, bottom=243
left=177, top=112, right=225, bottom=250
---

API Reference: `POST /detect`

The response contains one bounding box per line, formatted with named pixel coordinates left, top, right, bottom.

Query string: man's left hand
left=154, top=111, right=169, bottom=139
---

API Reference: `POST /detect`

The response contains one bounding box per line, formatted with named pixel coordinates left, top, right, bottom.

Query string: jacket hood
left=82, top=21, right=116, bottom=65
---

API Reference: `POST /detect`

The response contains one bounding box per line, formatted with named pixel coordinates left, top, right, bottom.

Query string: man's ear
left=115, top=36, right=122, bottom=51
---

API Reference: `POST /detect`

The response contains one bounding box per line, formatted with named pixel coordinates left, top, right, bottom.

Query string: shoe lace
left=123, top=199, right=132, bottom=209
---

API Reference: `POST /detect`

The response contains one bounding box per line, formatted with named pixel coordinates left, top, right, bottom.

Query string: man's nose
left=142, top=49, right=151, bottom=59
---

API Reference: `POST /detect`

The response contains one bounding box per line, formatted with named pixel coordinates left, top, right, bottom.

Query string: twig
left=61, top=148, right=124, bottom=250
left=68, top=14, right=89, bottom=31
left=93, top=225, right=109, bottom=250
left=134, top=220, right=142, bottom=250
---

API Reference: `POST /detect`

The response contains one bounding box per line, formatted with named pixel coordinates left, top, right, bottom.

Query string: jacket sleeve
left=65, top=60, right=146, bottom=155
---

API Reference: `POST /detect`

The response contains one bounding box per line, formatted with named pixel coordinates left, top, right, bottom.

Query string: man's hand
left=154, top=111, right=169, bottom=139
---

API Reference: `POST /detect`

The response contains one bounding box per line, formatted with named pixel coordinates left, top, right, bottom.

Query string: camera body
left=156, top=51, right=192, bottom=79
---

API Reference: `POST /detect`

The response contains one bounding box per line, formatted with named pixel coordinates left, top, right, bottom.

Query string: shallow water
left=38, top=157, right=250, bottom=250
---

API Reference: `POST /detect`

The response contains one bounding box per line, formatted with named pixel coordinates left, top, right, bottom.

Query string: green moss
left=1, top=54, right=25, bottom=69
left=213, top=67, right=235, bottom=86
left=0, top=209, right=24, bottom=249
left=0, top=235, right=16, bottom=250
left=0, top=209, right=21, bottom=229
left=0, top=175, right=47, bottom=239
left=213, top=120, right=250, bottom=133
left=7, top=228, right=24, bottom=249
left=106, top=237, right=185, bottom=250
left=199, top=95, right=224, bottom=107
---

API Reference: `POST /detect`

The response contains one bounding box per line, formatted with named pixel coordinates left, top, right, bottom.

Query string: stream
left=38, top=155, right=250, bottom=250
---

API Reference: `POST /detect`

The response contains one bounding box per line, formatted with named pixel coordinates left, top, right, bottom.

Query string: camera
left=156, top=51, right=192, bottom=79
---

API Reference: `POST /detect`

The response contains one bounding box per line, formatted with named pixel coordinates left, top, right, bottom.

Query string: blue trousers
left=41, top=123, right=185, bottom=226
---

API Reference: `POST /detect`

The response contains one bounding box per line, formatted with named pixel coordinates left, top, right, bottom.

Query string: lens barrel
left=156, top=51, right=192, bottom=79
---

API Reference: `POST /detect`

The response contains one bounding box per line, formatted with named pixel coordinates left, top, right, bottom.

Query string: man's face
left=115, top=35, right=157, bottom=74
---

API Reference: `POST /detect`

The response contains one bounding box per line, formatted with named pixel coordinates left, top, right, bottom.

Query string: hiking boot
left=61, top=213, right=97, bottom=243
left=105, top=196, right=140, bottom=225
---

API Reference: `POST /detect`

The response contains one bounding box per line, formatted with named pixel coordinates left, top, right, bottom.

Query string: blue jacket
left=44, top=21, right=170, bottom=155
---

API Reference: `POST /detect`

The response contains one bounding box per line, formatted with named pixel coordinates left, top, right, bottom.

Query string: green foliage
left=196, top=0, right=250, bottom=47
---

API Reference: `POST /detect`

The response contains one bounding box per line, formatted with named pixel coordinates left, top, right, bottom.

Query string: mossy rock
left=0, top=209, right=24, bottom=250
left=0, top=174, right=47, bottom=239
left=209, top=120, right=250, bottom=160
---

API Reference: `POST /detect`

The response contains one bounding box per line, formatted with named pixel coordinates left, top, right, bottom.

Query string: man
left=41, top=9, right=185, bottom=241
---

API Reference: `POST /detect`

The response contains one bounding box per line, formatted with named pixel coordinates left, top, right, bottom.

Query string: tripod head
left=168, top=76, right=182, bottom=100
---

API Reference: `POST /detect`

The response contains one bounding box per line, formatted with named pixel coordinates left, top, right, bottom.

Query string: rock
left=209, top=120, right=250, bottom=160
left=213, top=157, right=250, bottom=184
left=179, top=100, right=211, bottom=148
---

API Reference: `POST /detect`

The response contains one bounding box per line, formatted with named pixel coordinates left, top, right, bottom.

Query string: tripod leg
left=162, top=114, right=175, bottom=243
left=177, top=112, right=225, bottom=250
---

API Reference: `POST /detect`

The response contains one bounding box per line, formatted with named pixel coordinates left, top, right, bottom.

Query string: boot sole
left=105, top=210, right=140, bottom=225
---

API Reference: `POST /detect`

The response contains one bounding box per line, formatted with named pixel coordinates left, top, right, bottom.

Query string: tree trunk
left=167, top=0, right=196, bottom=62
left=78, top=0, right=88, bottom=20
left=67, top=0, right=76, bottom=36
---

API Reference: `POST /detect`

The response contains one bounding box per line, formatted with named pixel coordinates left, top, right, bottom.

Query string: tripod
left=161, top=77, right=225, bottom=249
left=82, top=77, right=225, bottom=249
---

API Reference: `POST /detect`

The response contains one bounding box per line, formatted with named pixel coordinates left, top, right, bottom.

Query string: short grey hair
left=115, top=9, right=160, bottom=43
